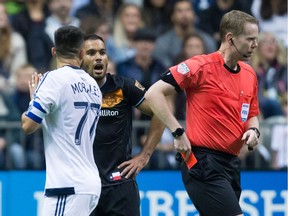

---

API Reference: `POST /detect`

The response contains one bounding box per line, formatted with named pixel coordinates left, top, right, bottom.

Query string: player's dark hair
left=54, top=26, right=84, bottom=59
left=84, top=33, right=105, bottom=44
left=219, top=10, right=258, bottom=42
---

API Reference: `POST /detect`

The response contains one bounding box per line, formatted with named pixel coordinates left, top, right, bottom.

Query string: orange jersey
left=170, top=52, right=260, bottom=155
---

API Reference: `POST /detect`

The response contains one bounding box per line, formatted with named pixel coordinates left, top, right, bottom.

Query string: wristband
left=248, top=127, right=260, bottom=138
left=171, top=128, right=185, bottom=138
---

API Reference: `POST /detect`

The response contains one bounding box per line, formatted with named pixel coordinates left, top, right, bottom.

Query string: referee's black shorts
left=181, top=147, right=243, bottom=216
left=90, top=181, right=140, bottom=216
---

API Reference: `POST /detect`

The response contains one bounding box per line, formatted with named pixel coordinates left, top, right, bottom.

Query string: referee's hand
left=173, top=133, right=191, bottom=162
left=241, top=129, right=259, bottom=150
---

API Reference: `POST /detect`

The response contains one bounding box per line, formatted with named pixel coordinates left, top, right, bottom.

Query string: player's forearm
left=145, top=82, right=182, bottom=132
left=21, top=112, right=41, bottom=134
left=140, top=115, right=165, bottom=157
left=245, top=116, right=259, bottom=130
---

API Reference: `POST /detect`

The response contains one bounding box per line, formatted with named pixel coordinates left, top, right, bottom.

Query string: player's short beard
left=94, top=71, right=106, bottom=81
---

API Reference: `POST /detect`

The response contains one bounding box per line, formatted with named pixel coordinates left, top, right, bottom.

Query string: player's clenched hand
left=117, top=153, right=150, bottom=179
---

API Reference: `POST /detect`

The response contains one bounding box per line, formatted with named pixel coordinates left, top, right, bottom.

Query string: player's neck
left=96, top=76, right=107, bottom=88
left=56, top=58, right=81, bottom=68
left=218, top=45, right=238, bottom=70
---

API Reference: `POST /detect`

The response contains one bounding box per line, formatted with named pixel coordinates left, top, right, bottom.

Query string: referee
left=145, top=10, right=261, bottom=216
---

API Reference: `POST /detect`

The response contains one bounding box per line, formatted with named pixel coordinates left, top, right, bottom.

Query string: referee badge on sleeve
left=177, top=63, right=190, bottom=74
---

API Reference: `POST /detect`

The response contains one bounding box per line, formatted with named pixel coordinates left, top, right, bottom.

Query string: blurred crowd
left=0, top=0, right=287, bottom=170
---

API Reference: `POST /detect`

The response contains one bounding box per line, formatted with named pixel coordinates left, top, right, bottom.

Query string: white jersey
left=26, top=65, right=102, bottom=197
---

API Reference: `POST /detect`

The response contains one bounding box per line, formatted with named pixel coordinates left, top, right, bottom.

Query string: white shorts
left=41, top=194, right=99, bottom=216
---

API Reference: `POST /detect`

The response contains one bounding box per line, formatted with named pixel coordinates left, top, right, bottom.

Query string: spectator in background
left=0, top=137, right=6, bottom=169
left=106, top=3, right=144, bottom=63
left=173, top=32, right=206, bottom=64
left=197, top=0, right=252, bottom=46
left=75, top=0, right=122, bottom=25
left=13, top=64, right=45, bottom=169
left=0, top=83, right=26, bottom=169
left=124, top=0, right=143, bottom=6
left=70, top=0, right=89, bottom=16
left=45, top=0, right=80, bottom=43
left=251, top=0, right=288, bottom=47
left=152, top=0, right=217, bottom=68
left=117, top=28, right=164, bottom=89
left=1, top=0, right=24, bottom=16
left=142, top=0, right=173, bottom=35
left=191, top=0, right=215, bottom=16
left=250, top=31, right=287, bottom=120
left=0, top=3, right=27, bottom=92
left=13, top=64, right=36, bottom=120
left=80, top=16, right=112, bottom=41
left=271, top=95, right=288, bottom=170
left=107, top=59, right=117, bottom=75
left=10, top=0, right=53, bottom=73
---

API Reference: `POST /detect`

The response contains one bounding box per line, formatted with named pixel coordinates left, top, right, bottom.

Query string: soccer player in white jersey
left=21, top=26, right=102, bottom=216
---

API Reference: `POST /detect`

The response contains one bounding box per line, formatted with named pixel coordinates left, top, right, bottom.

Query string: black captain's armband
left=160, top=70, right=182, bottom=93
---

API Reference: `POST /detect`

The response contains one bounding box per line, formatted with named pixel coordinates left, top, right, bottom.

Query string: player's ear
left=225, top=32, right=233, bottom=44
left=51, top=47, right=56, bottom=58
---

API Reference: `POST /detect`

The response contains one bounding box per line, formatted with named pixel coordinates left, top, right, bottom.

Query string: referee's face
left=82, top=39, right=108, bottom=82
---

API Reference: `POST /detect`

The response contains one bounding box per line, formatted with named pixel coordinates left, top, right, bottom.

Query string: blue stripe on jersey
left=26, top=112, right=42, bottom=124
left=135, top=96, right=145, bottom=107
left=54, top=195, right=67, bottom=216
left=61, top=195, right=67, bottom=216
left=55, top=196, right=61, bottom=216
left=33, top=101, right=46, bottom=113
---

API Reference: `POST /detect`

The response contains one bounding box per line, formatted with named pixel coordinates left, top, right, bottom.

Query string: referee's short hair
left=54, top=26, right=84, bottom=59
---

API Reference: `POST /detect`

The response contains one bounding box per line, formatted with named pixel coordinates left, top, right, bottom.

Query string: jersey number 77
left=74, top=101, right=100, bottom=145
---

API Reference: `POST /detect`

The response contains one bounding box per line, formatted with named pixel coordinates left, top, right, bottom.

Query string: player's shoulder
left=46, top=66, right=88, bottom=79
left=184, top=52, right=216, bottom=68
left=108, top=74, right=145, bottom=93
left=173, top=53, right=215, bottom=75
left=108, top=73, right=138, bottom=87
left=44, top=66, right=73, bottom=78
left=42, top=67, right=97, bottom=88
